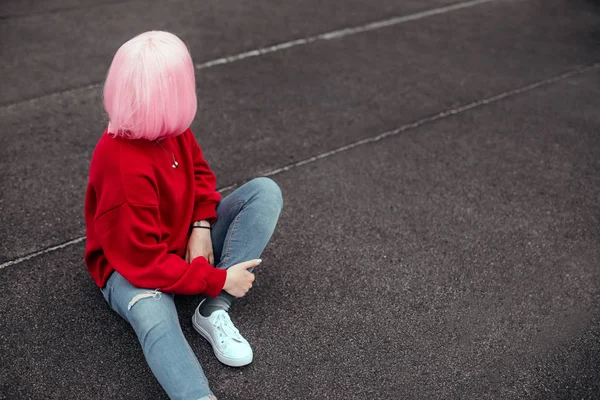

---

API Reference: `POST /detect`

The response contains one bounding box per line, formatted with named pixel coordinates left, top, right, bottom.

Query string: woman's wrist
left=191, top=220, right=210, bottom=228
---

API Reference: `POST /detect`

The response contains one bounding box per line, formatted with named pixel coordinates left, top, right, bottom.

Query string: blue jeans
left=101, top=178, right=283, bottom=400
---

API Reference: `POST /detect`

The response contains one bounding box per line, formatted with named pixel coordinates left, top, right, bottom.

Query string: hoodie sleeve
left=94, top=202, right=226, bottom=296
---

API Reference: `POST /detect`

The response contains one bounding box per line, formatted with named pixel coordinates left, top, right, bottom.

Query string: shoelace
left=212, top=312, right=244, bottom=343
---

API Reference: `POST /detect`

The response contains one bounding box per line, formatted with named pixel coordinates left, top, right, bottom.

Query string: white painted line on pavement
left=258, top=63, right=600, bottom=178
left=211, top=63, right=600, bottom=193
left=1, top=0, right=499, bottom=109
left=196, top=0, right=497, bottom=70
left=0, top=236, right=86, bottom=270
left=2, top=62, right=598, bottom=269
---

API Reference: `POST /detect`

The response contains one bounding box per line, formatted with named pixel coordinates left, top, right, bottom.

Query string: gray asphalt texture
left=1, top=0, right=599, bottom=399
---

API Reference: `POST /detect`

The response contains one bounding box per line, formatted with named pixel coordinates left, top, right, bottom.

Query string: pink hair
left=103, top=31, right=197, bottom=140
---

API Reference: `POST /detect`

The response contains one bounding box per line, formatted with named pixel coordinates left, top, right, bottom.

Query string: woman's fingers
left=237, top=259, right=262, bottom=270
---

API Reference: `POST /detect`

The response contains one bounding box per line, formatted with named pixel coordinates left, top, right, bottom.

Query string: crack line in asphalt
left=3, top=61, right=597, bottom=270
left=1, top=0, right=498, bottom=109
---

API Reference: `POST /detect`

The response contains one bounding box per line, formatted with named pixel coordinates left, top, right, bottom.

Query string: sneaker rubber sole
left=192, top=312, right=253, bottom=367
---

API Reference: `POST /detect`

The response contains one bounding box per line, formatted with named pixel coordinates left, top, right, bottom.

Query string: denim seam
left=220, top=199, right=246, bottom=219
left=177, top=323, right=212, bottom=394
left=220, top=200, right=246, bottom=268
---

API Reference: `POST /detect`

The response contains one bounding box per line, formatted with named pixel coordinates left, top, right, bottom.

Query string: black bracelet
left=192, top=225, right=211, bottom=230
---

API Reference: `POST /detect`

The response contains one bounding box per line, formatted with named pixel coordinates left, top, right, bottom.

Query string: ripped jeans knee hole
left=127, top=289, right=162, bottom=310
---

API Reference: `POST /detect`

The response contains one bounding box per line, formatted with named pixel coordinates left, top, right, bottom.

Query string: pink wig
left=103, top=31, right=197, bottom=140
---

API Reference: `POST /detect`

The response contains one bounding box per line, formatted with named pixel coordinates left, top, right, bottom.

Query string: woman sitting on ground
left=84, top=30, right=283, bottom=400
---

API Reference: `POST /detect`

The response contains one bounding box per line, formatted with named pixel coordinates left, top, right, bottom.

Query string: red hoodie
left=84, top=129, right=227, bottom=296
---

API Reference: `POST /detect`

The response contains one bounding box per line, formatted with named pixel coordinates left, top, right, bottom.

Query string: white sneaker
left=192, top=302, right=253, bottom=367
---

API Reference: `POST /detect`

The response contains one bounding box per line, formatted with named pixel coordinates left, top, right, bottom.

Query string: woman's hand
left=223, top=259, right=262, bottom=297
left=186, top=227, right=214, bottom=265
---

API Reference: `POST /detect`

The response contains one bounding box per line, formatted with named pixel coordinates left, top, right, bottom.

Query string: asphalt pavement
left=1, top=0, right=599, bottom=399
